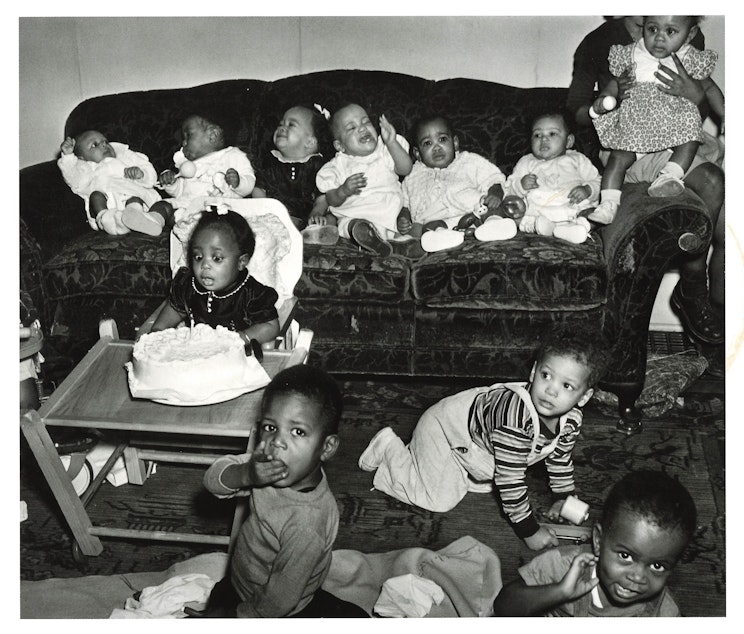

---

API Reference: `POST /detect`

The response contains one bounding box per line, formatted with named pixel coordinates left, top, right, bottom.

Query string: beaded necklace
left=191, top=270, right=249, bottom=313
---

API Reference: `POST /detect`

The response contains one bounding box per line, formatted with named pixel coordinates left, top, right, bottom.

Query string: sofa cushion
left=410, top=233, right=607, bottom=310
left=44, top=232, right=170, bottom=302
left=298, top=239, right=410, bottom=302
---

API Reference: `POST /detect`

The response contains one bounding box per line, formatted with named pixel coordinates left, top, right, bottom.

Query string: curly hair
left=188, top=209, right=256, bottom=260
left=261, top=365, right=343, bottom=436
left=534, top=327, right=610, bottom=388
left=602, top=470, right=697, bottom=543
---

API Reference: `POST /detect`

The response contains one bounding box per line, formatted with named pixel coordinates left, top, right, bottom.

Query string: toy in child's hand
left=178, top=160, right=197, bottom=178
left=560, top=494, right=590, bottom=525
left=601, top=96, right=617, bottom=112
left=157, top=161, right=196, bottom=187
left=501, top=195, right=527, bottom=221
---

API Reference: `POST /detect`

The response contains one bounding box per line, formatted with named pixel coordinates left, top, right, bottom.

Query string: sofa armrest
left=20, top=160, right=89, bottom=258
left=598, top=181, right=711, bottom=392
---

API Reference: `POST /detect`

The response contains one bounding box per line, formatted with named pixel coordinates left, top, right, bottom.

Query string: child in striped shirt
left=358, top=328, right=608, bottom=551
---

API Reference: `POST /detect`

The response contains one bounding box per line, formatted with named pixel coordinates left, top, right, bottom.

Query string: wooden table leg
left=20, top=410, right=104, bottom=556
left=123, top=446, right=148, bottom=485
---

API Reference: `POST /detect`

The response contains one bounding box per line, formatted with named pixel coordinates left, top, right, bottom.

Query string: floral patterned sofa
left=19, top=70, right=712, bottom=426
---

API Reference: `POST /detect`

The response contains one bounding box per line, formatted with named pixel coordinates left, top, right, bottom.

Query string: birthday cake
left=126, top=324, right=270, bottom=403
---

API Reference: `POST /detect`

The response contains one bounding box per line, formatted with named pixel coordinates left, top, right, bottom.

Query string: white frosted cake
left=126, top=324, right=268, bottom=402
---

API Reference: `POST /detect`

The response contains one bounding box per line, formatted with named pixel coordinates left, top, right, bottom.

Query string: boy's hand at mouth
left=249, top=440, right=289, bottom=486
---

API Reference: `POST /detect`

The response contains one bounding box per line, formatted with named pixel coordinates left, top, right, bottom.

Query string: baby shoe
left=351, top=220, right=393, bottom=257
left=358, top=427, right=397, bottom=471
left=420, top=228, right=464, bottom=253
left=122, top=202, right=165, bottom=236
left=587, top=201, right=618, bottom=225
left=474, top=217, right=517, bottom=241
left=302, top=224, right=339, bottom=245
left=391, top=237, right=427, bottom=260
left=553, top=221, right=590, bottom=244
left=648, top=173, right=686, bottom=197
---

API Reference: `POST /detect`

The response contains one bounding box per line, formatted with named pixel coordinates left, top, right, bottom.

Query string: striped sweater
left=468, top=383, right=583, bottom=538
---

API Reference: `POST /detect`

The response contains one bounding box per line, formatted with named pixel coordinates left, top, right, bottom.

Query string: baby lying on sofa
left=57, top=130, right=172, bottom=236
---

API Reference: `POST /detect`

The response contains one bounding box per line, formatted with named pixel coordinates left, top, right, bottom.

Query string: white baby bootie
left=121, top=202, right=165, bottom=236
left=587, top=201, right=618, bottom=225
left=647, top=172, right=685, bottom=198
left=474, top=216, right=517, bottom=241
left=421, top=228, right=464, bottom=252
left=554, top=217, right=591, bottom=244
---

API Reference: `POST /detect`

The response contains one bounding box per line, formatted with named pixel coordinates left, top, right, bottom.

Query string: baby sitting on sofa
left=316, top=103, right=424, bottom=259
left=506, top=111, right=601, bottom=244
left=398, top=114, right=511, bottom=252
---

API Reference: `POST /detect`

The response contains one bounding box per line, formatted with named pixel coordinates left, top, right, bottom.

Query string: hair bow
left=207, top=203, right=229, bottom=215
left=314, top=103, right=331, bottom=121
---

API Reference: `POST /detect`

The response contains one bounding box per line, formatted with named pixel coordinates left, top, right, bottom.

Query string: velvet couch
left=19, top=70, right=712, bottom=427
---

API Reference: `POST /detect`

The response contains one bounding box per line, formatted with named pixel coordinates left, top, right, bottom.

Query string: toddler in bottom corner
left=492, top=470, right=697, bottom=616
left=194, top=365, right=368, bottom=618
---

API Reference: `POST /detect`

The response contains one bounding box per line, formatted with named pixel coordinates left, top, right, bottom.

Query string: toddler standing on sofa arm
left=358, top=328, right=609, bottom=551
left=57, top=130, right=173, bottom=236
left=316, top=103, right=423, bottom=259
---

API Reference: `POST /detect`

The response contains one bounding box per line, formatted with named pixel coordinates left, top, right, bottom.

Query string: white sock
left=599, top=189, right=622, bottom=204
left=660, top=162, right=684, bottom=180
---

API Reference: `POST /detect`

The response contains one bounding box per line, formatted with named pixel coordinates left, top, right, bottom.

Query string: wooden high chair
left=22, top=199, right=312, bottom=559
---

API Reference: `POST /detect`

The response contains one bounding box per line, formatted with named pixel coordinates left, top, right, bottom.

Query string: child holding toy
left=316, top=103, right=423, bottom=259
left=358, top=328, right=608, bottom=551
left=159, top=111, right=256, bottom=226
left=151, top=208, right=279, bottom=346
left=493, top=470, right=697, bottom=616
left=399, top=114, right=508, bottom=252
left=252, top=104, right=332, bottom=231
left=57, top=130, right=172, bottom=236
left=589, top=16, right=724, bottom=225
left=506, top=111, right=601, bottom=244
left=194, top=365, right=368, bottom=618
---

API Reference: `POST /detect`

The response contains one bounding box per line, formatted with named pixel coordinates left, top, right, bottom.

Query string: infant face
left=273, top=107, right=317, bottom=160
left=414, top=118, right=458, bottom=169
left=643, top=16, right=696, bottom=59
left=75, top=130, right=116, bottom=163
left=181, top=116, right=219, bottom=161
left=530, top=115, right=572, bottom=161
left=332, top=104, right=378, bottom=157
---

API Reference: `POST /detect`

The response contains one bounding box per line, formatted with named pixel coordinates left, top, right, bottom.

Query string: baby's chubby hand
left=379, top=114, right=397, bottom=145
left=158, top=170, right=177, bottom=186
left=124, top=166, right=145, bottom=180
left=568, top=185, right=591, bottom=205
left=341, top=172, right=367, bottom=197
left=224, top=168, right=240, bottom=189
left=521, top=174, right=539, bottom=191
left=248, top=440, right=288, bottom=487
left=60, top=137, right=76, bottom=155
left=397, top=207, right=413, bottom=234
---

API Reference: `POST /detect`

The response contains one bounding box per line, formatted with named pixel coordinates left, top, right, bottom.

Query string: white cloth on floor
left=374, top=574, right=445, bottom=617
left=109, top=573, right=215, bottom=619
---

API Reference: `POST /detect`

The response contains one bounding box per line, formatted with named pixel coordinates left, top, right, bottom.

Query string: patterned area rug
left=20, top=377, right=725, bottom=617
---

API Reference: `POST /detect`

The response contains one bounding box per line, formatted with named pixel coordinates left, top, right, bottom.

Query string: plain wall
left=19, top=15, right=725, bottom=169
